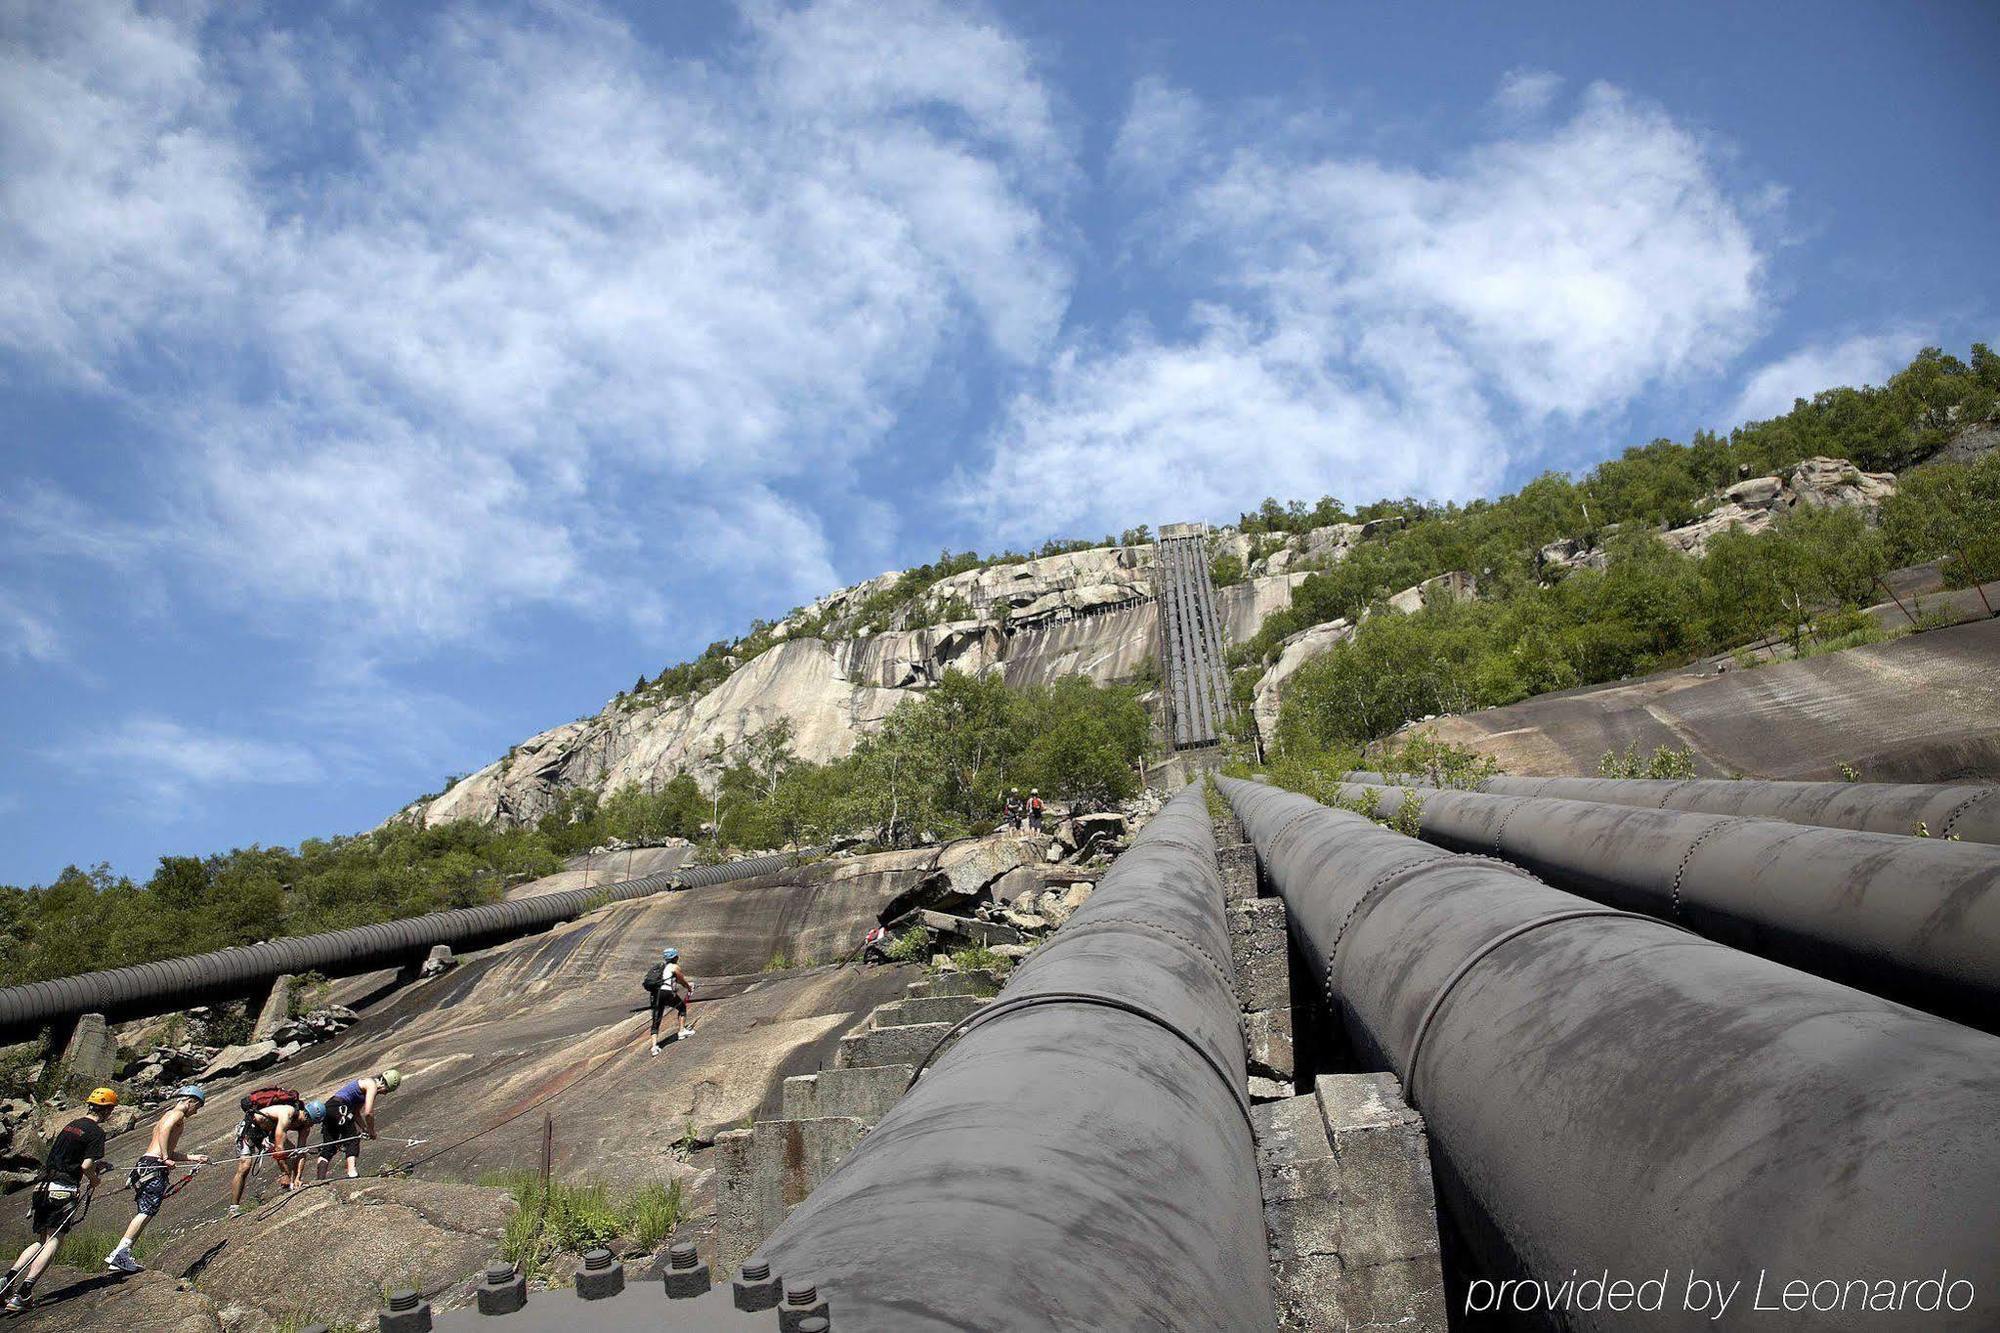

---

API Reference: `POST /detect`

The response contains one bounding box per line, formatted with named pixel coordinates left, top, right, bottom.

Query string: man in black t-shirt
left=2, top=1087, right=116, bottom=1311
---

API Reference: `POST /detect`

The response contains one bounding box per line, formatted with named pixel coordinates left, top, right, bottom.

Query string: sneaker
left=677, top=1027, right=693, bottom=1040
left=650, top=1042, right=661, bottom=1056
left=227, top=1204, right=241, bottom=1217
left=5, top=1294, right=28, bottom=1312
left=105, top=1249, right=143, bottom=1274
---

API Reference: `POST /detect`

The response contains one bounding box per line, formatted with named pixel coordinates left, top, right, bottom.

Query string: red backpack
left=240, top=1087, right=303, bottom=1116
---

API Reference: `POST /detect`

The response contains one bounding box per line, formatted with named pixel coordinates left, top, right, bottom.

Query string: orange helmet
left=86, top=1087, right=119, bottom=1107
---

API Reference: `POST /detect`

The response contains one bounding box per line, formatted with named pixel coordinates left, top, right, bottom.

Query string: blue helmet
left=304, top=1100, right=327, bottom=1124
left=175, top=1085, right=206, bottom=1105
left=662, top=947, right=679, bottom=961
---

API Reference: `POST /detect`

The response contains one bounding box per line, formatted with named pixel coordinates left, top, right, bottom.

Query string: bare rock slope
left=1410, top=615, right=2000, bottom=781
left=11, top=846, right=949, bottom=1329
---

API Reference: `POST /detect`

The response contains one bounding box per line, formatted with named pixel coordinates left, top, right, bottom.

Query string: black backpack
left=642, top=962, right=665, bottom=994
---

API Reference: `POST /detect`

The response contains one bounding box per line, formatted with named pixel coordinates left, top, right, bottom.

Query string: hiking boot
left=105, top=1249, right=143, bottom=1274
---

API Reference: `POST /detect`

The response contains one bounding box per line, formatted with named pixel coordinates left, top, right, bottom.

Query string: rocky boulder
left=875, top=834, right=1039, bottom=923
left=1724, top=475, right=1784, bottom=507
left=1054, top=813, right=1127, bottom=859
left=1253, top=618, right=1356, bottom=740
left=1664, top=456, right=1895, bottom=556
left=1038, top=882, right=1093, bottom=927
left=1385, top=570, right=1476, bottom=616
left=1537, top=535, right=1611, bottom=579
left=200, top=1040, right=290, bottom=1081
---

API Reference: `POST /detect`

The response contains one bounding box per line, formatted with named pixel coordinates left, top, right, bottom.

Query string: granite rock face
left=413, top=558, right=1308, bottom=829
left=421, top=636, right=916, bottom=827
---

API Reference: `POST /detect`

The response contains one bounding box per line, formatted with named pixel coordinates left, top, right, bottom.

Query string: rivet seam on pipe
left=1490, top=797, right=1526, bottom=853
left=1269, top=807, right=1323, bottom=854
left=1939, top=787, right=1997, bottom=839
left=1669, top=818, right=1754, bottom=917
left=1317, top=856, right=1444, bottom=1015
left=904, top=989, right=1257, bottom=1130
left=1655, top=780, right=1693, bottom=810
left=1050, top=916, right=1239, bottom=1004
left=1328, top=858, right=1441, bottom=966
left=1447, top=854, right=1546, bottom=885
left=1403, top=909, right=1697, bottom=1106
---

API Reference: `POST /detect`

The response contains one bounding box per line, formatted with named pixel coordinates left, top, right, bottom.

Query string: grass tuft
left=881, top=927, right=931, bottom=964
left=50, top=1226, right=158, bottom=1272
left=478, top=1171, right=686, bottom=1278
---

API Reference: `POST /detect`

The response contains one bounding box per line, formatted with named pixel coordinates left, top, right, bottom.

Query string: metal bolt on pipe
left=1329, top=781, right=2000, bottom=1031
left=1344, top=770, right=2000, bottom=845
left=1219, top=776, right=2000, bottom=1332
left=752, top=786, right=1278, bottom=1331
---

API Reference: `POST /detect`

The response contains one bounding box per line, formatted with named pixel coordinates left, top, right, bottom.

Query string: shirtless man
left=104, top=1086, right=210, bottom=1274
left=228, top=1092, right=323, bottom=1217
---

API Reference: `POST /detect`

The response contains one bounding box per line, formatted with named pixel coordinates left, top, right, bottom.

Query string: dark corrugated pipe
left=755, top=787, right=1277, bottom=1332
left=1344, top=771, right=2000, bottom=844
left=1330, top=781, right=2000, bottom=1030
left=1220, top=776, right=2000, bottom=1332
left=0, top=848, right=811, bottom=1042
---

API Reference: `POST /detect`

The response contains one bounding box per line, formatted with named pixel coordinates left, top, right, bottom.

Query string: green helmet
left=378, top=1069, right=402, bottom=1092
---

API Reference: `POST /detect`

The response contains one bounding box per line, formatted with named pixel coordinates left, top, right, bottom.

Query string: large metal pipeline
left=1330, top=781, right=2000, bottom=1030
left=756, top=787, right=1276, bottom=1331
left=1219, top=776, right=2000, bottom=1331
left=1345, top=770, right=2000, bottom=844
left=0, top=848, right=810, bottom=1042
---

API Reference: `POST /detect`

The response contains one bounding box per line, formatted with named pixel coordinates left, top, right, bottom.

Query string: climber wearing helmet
left=644, top=947, right=694, bottom=1053
left=1027, top=789, right=1045, bottom=833
left=314, top=1070, right=401, bottom=1181
left=227, top=1088, right=320, bottom=1217
left=105, top=1086, right=209, bottom=1274
left=1, top=1088, right=117, bottom=1309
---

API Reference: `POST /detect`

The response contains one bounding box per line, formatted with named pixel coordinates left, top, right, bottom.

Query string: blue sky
left=3, top=0, right=1995, bottom=886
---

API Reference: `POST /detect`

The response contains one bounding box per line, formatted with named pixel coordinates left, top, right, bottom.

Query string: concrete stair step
left=872, top=994, right=988, bottom=1029
left=836, top=1021, right=954, bottom=1071
left=925, top=969, right=1007, bottom=998
left=781, top=1064, right=913, bottom=1125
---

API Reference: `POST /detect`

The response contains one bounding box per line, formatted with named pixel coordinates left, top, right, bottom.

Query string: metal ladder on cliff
left=1153, top=523, right=1234, bottom=750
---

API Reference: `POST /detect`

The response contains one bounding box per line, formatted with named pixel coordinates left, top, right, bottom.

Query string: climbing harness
left=0, top=1184, right=93, bottom=1304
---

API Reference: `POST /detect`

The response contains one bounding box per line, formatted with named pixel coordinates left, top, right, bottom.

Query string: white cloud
left=972, top=80, right=1767, bottom=537
left=61, top=716, right=324, bottom=815
left=0, top=0, right=265, bottom=381
left=977, top=310, right=1496, bottom=532
left=1110, top=76, right=1205, bottom=187
left=0, top=593, right=61, bottom=663
left=1494, top=68, right=1562, bottom=114
left=0, top=0, right=1071, bottom=648
left=1729, top=331, right=1920, bottom=424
